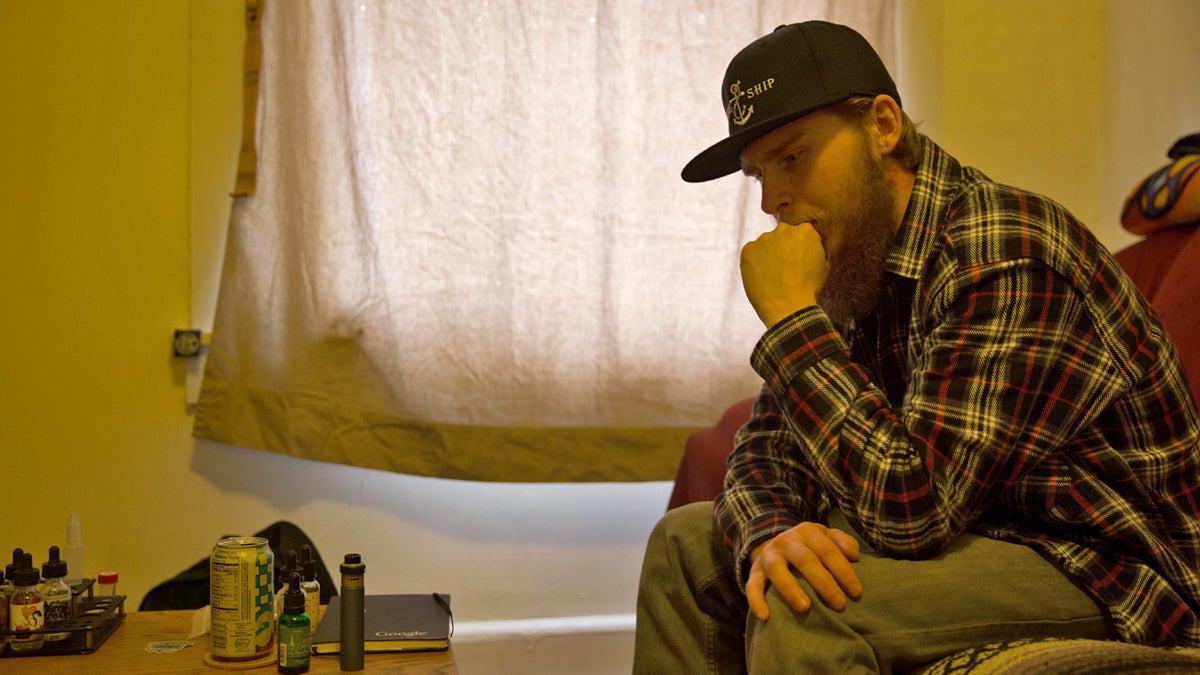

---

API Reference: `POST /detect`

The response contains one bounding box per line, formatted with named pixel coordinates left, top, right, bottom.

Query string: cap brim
left=679, top=95, right=846, bottom=183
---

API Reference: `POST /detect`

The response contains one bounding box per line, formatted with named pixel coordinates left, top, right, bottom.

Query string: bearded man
left=633, top=21, right=1200, bottom=674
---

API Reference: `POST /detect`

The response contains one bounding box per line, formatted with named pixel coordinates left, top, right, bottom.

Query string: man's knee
left=655, top=501, right=715, bottom=541
left=643, top=501, right=717, bottom=576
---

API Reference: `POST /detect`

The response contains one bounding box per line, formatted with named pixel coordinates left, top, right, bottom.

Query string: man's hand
left=746, top=521, right=862, bottom=622
left=740, top=221, right=829, bottom=328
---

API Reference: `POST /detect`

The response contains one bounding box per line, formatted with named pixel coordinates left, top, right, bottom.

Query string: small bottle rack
left=1, top=579, right=126, bottom=657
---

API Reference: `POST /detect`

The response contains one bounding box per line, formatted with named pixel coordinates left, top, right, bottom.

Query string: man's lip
left=778, top=214, right=815, bottom=224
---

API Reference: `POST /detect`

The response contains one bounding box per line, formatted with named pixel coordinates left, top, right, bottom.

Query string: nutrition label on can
left=211, top=559, right=248, bottom=619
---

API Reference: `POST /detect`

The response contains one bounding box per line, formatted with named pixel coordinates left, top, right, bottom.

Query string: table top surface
left=1, top=609, right=458, bottom=674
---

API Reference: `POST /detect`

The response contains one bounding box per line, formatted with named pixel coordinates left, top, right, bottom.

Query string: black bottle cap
left=299, top=544, right=316, bottom=581
left=340, top=552, right=365, bottom=574
left=6, top=548, right=24, bottom=579
left=43, top=545, right=67, bottom=579
left=283, top=550, right=301, bottom=577
left=283, top=572, right=306, bottom=614
left=12, top=553, right=39, bottom=587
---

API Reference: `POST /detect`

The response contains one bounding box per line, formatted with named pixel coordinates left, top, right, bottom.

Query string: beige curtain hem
left=194, top=374, right=696, bottom=483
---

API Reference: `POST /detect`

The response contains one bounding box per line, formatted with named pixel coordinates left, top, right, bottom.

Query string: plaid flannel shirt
left=716, top=135, right=1200, bottom=646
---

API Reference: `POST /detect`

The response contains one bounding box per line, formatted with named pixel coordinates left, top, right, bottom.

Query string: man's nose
left=758, top=174, right=791, bottom=218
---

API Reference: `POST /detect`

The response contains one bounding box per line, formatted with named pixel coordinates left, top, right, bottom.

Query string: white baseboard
left=452, top=613, right=636, bottom=643
left=451, top=615, right=637, bottom=675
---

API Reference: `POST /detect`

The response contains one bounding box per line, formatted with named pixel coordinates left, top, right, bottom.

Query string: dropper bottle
left=9, top=553, right=45, bottom=653
left=40, top=546, right=73, bottom=642
left=0, top=568, right=8, bottom=653
left=298, top=545, right=320, bottom=636
left=275, top=550, right=302, bottom=619
left=276, top=572, right=311, bottom=674
left=2, top=547, right=23, bottom=652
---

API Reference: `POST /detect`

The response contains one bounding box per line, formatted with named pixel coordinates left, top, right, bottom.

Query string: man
left=634, top=21, right=1200, bottom=673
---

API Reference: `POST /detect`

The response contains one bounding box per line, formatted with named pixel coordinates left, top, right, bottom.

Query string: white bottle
left=65, top=512, right=84, bottom=586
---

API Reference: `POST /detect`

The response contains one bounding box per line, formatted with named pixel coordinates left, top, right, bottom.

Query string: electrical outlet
left=173, top=329, right=205, bottom=357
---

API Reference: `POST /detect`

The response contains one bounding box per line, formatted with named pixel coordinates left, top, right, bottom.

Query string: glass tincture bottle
left=275, top=550, right=301, bottom=619
left=298, top=545, right=321, bottom=636
left=0, top=569, right=8, bottom=653
left=41, top=545, right=73, bottom=641
left=0, top=548, right=22, bottom=654
left=9, top=553, right=45, bottom=652
left=277, top=572, right=311, bottom=674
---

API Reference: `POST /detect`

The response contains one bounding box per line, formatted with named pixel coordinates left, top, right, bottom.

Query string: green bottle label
left=277, top=615, right=311, bottom=668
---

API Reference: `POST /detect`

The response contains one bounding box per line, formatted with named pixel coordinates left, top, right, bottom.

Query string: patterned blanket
left=917, top=638, right=1200, bottom=674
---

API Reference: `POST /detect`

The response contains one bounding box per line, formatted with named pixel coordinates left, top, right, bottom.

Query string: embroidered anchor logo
left=726, top=81, right=753, bottom=127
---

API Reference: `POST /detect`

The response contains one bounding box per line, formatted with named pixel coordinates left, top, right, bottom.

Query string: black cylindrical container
left=339, top=553, right=366, bottom=671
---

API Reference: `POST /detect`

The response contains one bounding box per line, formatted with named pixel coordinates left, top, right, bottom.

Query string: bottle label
left=303, top=583, right=320, bottom=633
left=277, top=623, right=311, bottom=668
left=10, top=600, right=45, bottom=631
left=45, top=597, right=72, bottom=624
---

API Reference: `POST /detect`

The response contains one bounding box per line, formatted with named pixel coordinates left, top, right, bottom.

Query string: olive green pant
left=633, top=502, right=1110, bottom=674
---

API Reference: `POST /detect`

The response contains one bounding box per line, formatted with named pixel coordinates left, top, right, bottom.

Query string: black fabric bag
left=139, top=521, right=338, bottom=611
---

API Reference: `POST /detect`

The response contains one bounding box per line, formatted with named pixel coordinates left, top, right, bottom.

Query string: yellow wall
left=0, top=0, right=242, bottom=601
left=899, top=0, right=1200, bottom=251
left=899, top=0, right=1107, bottom=237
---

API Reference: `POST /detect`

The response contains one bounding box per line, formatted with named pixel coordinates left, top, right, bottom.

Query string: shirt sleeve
left=715, top=255, right=1127, bottom=587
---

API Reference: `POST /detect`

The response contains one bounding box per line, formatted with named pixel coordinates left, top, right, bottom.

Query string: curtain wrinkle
left=196, top=0, right=894, bottom=482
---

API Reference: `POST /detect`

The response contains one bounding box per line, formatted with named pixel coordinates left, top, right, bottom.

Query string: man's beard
left=817, top=141, right=898, bottom=327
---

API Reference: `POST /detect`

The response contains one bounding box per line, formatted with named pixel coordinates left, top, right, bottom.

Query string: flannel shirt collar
left=885, top=135, right=965, bottom=282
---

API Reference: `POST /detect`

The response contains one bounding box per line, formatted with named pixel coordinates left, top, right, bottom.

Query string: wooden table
left=1, top=609, right=457, bottom=674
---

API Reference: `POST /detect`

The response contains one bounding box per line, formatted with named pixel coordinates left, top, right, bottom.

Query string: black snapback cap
left=681, top=21, right=900, bottom=183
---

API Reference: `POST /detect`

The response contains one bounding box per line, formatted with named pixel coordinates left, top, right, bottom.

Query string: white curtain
left=195, top=0, right=895, bottom=481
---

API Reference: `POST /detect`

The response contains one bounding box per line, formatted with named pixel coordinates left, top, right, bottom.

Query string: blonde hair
left=835, top=96, right=922, bottom=170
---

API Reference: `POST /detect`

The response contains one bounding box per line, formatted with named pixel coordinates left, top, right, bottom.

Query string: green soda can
left=209, top=536, right=275, bottom=660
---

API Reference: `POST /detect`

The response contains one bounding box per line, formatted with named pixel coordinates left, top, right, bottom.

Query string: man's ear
left=870, top=94, right=903, bottom=156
